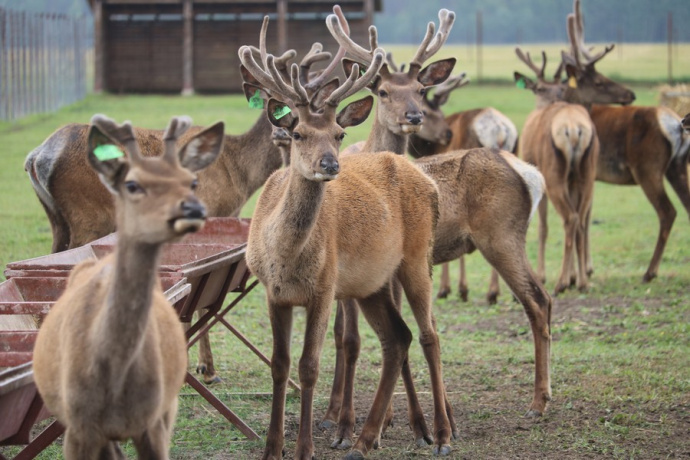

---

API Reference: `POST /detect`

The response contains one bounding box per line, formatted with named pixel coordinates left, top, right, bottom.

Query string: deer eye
left=419, top=88, right=427, bottom=96
left=336, top=133, right=346, bottom=142
left=292, top=132, right=302, bottom=140
left=378, top=89, right=388, bottom=98
left=124, top=181, right=144, bottom=194
left=191, top=179, right=199, bottom=191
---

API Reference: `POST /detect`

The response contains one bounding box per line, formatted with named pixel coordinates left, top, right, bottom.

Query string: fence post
left=0, top=8, right=6, bottom=121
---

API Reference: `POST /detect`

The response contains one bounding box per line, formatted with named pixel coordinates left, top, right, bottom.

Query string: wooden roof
left=88, top=0, right=382, bottom=13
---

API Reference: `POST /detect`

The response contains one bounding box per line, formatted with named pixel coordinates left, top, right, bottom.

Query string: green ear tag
left=248, top=90, right=264, bottom=109
left=273, top=105, right=292, bottom=120
left=93, top=144, right=124, bottom=161
left=515, top=78, right=526, bottom=89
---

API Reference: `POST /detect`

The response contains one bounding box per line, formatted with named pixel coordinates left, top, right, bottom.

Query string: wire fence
left=0, top=8, right=90, bottom=122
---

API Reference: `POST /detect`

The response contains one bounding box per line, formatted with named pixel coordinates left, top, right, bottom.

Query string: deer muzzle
left=314, top=153, right=339, bottom=181
left=172, top=200, right=207, bottom=234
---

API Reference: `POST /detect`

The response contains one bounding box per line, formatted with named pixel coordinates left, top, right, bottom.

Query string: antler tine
left=280, top=60, right=309, bottom=106
left=324, top=48, right=385, bottom=107
left=386, top=52, right=400, bottom=72
left=90, top=114, right=142, bottom=162
left=569, top=2, right=615, bottom=67
left=162, top=115, right=192, bottom=164
left=299, top=43, right=331, bottom=87
left=433, top=71, right=469, bottom=99
left=304, top=5, right=351, bottom=92
left=566, top=14, right=583, bottom=69
left=553, top=60, right=565, bottom=82
left=239, top=46, right=300, bottom=103
left=515, top=47, right=546, bottom=80
left=409, top=9, right=455, bottom=72
left=274, top=49, right=297, bottom=70
left=325, top=11, right=378, bottom=65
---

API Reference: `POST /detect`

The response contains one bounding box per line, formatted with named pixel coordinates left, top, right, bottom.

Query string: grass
left=1, top=45, right=689, bottom=459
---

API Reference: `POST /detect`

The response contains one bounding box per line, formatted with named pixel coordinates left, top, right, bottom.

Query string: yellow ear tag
left=568, top=76, right=578, bottom=89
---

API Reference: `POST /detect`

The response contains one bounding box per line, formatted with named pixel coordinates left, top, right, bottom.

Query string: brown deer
left=239, top=16, right=455, bottom=459
left=23, top=52, right=294, bottom=385
left=516, top=0, right=690, bottom=283
left=405, top=70, right=519, bottom=303
left=32, top=114, right=223, bottom=459
left=319, top=8, right=553, bottom=451
left=516, top=45, right=599, bottom=294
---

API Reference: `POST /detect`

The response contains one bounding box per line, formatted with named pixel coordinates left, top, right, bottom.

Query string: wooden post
left=667, top=11, right=673, bottom=84
left=93, top=0, right=104, bottom=93
left=277, top=0, right=287, bottom=54
left=364, top=0, right=374, bottom=26
left=181, top=0, right=194, bottom=95
left=0, top=7, right=6, bottom=120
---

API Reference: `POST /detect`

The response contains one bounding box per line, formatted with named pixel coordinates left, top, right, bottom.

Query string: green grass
left=1, top=46, right=689, bottom=458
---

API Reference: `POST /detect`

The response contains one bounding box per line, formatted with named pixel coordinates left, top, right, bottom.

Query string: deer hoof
left=330, top=437, right=353, bottom=450
left=486, top=292, right=498, bottom=305
left=436, top=287, right=451, bottom=299
left=320, top=419, right=337, bottom=429
left=433, top=444, right=452, bottom=456
left=525, top=409, right=543, bottom=418
left=343, top=449, right=365, bottom=460
left=416, top=435, right=432, bottom=448
left=642, top=271, right=656, bottom=283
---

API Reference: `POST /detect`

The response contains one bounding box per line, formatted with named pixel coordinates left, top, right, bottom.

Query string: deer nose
left=320, top=153, right=340, bottom=176
left=181, top=200, right=206, bottom=219
left=406, top=111, right=424, bottom=125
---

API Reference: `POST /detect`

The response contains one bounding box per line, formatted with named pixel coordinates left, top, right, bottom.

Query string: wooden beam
left=182, top=0, right=193, bottom=95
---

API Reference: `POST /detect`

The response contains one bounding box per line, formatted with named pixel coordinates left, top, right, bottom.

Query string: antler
left=432, top=72, right=469, bottom=102
left=90, top=114, right=143, bottom=162
left=240, top=15, right=384, bottom=110
left=408, top=9, right=455, bottom=75
left=515, top=47, right=547, bottom=80
left=568, top=0, right=615, bottom=67
left=162, top=116, right=192, bottom=164
left=326, top=7, right=380, bottom=66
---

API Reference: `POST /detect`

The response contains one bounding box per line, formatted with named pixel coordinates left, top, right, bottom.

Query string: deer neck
left=270, top=169, right=326, bottom=257
left=94, top=235, right=163, bottom=387
left=363, top=107, right=409, bottom=155
left=562, top=86, right=592, bottom=110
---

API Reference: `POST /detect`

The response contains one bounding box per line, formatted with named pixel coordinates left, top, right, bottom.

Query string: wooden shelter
left=89, top=0, right=381, bottom=94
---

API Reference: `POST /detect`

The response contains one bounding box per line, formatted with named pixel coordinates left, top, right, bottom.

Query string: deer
left=516, top=0, right=690, bottom=284
left=238, top=15, right=457, bottom=459
left=311, top=8, right=554, bottom=452
left=405, top=69, right=519, bottom=304
left=515, top=44, right=599, bottom=295
left=32, top=114, right=224, bottom=459
left=23, top=53, right=296, bottom=386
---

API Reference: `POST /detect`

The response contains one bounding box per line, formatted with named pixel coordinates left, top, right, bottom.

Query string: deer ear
left=177, top=121, right=225, bottom=172
left=87, top=124, right=129, bottom=193
left=418, top=57, right=456, bottom=87
left=267, top=98, right=297, bottom=129
left=513, top=72, right=537, bottom=91
left=336, top=95, right=374, bottom=128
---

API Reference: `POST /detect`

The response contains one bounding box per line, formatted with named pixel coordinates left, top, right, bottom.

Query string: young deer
left=239, top=16, right=453, bottom=459
left=516, top=45, right=599, bottom=295
left=321, top=8, right=553, bottom=451
left=32, top=114, right=224, bottom=459
left=516, top=0, right=690, bottom=283
left=406, top=70, right=519, bottom=303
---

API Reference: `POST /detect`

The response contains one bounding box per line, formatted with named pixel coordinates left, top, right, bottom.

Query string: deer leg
left=329, top=299, right=360, bottom=451
left=536, top=196, right=549, bottom=284
left=633, top=168, right=677, bottom=282
left=548, top=187, right=582, bottom=295
left=575, top=176, right=596, bottom=292
left=584, top=202, right=594, bottom=277
left=63, top=428, right=109, bottom=460
left=321, top=301, right=346, bottom=430
left=486, top=268, right=500, bottom=305
left=458, top=257, right=469, bottom=301
left=389, top=278, right=435, bottom=446
left=665, top=154, right=690, bottom=220
left=293, top=297, right=334, bottom=460
left=399, top=263, right=453, bottom=456
left=477, top=238, right=553, bottom=416
left=132, top=416, right=173, bottom=460
left=436, top=262, right=452, bottom=299
left=263, top=303, right=294, bottom=460
left=348, top=286, right=413, bottom=458
left=196, top=316, right=221, bottom=384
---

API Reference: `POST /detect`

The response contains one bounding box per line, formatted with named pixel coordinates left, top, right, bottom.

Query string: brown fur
left=25, top=114, right=282, bottom=384
left=520, top=102, right=599, bottom=294
left=408, top=101, right=519, bottom=304
left=32, top=116, right=223, bottom=459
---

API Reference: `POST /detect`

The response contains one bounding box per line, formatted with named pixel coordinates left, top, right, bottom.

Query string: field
left=1, top=44, right=689, bottom=459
